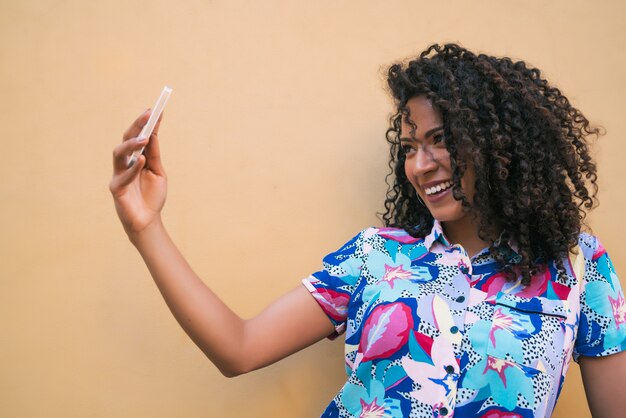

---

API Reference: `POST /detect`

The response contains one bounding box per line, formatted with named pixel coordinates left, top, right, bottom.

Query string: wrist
left=127, top=217, right=166, bottom=247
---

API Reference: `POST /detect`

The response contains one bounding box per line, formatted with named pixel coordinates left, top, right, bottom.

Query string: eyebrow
left=400, top=125, right=444, bottom=142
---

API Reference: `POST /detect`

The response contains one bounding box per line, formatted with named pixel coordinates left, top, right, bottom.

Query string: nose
left=407, top=145, right=438, bottom=176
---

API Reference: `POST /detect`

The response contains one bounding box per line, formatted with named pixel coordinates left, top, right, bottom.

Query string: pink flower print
left=478, top=272, right=510, bottom=299
left=516, top=269, right=549, bottom=298
left=381, top=264, right=414, bottom=289
left=489, top=307, right=537, bottom=347
left=609, top=293, right=626, bottom=329
left=489, top=308, right=512, bottom=348
left=480, top=410, right=523, bottom=418
left=483, top=356, right=514, bottom=388
left=359, top=398, right=386, bottom=418
left=377, top=228, right=420, bottom=244
left=312, top=287, right=350, bottom=322
left=360, top=302, right=414, bottom=362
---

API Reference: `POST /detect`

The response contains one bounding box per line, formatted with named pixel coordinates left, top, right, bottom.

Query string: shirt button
left=445, top=365, right=455, bottom=374
left=440, top=407, right=449, bottom=415
left=450, top=326, right=459, bottom=334
left=456, top=295, right=465, bottom=303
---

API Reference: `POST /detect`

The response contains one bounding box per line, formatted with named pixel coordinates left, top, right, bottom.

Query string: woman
left=110, top=43, right=626, bottom=417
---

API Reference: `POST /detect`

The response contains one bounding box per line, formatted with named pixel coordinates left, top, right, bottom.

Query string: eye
left=433, top=133, right=445, bottom=144
left=400, top=144, right=415, bottom=155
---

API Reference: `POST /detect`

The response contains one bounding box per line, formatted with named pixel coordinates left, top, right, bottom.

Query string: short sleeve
left=573, top=234, right=626, bottom=361
left=301, top=228, right=370, bottom=339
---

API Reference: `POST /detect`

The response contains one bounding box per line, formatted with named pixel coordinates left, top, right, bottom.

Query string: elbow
left=195, top=340, right=249, bottom=377
left=214, top=359, right=252, bottom=378
left=220, top=368, right=241, bottom=378
left=218, top=364, right=252, bottom=378
left=200, top=323, right=256, bottom=378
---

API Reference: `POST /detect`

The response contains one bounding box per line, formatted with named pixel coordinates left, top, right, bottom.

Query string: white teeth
left=425, top=181, right=452, bottom=196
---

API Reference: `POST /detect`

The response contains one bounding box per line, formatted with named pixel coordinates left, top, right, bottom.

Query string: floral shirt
left=302, top=221, right=626, bottom=417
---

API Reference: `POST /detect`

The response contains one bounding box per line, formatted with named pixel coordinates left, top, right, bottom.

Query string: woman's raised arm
left=109, top=112, right=335, bottom=376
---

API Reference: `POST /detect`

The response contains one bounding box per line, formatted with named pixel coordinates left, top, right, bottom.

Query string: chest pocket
left=487, top=292, right=569, bottom=375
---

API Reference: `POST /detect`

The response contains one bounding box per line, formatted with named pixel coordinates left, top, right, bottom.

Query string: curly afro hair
left=382, top=43, right=600, bottom=285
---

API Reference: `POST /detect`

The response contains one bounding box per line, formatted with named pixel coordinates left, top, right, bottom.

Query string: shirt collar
left=423, top=219, right=520, bottom=259
left=424, top=219, right=450, bottom=250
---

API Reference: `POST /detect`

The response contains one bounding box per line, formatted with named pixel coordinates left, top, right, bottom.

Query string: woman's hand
left=109, top=110, right=167, bottom=237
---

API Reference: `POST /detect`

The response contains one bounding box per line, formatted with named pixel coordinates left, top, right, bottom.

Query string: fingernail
left=136, top=136, right=147, bottom=143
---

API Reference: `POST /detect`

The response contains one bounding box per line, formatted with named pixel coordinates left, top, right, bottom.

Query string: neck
left=441, top=214, right=491, bottom=258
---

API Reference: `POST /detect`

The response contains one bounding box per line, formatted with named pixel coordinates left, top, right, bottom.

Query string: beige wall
left=1, top=0, right=624, bottom=416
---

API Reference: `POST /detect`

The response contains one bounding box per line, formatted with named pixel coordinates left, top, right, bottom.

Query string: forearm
left=129, top=219, right=245, bottom=376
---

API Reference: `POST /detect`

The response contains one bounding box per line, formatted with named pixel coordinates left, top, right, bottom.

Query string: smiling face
left=400, top=96, right=476, bottom=228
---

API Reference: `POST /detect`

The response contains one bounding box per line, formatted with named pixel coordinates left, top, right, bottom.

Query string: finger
left=122, top=109, right=151, bottom=141
left=151, top=111, right=164, bottom=137
left=144, top=124, right=165, bottom=176
left=112, top=135, right=149, bottom=173
left=110, top=155, right=146, bottom=193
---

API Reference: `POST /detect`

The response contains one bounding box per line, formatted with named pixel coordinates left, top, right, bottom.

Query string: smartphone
left=127, top=85, right=173, bottom=168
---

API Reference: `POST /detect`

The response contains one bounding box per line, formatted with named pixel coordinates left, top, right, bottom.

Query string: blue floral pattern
left=302, top=221, right=626, bottom=417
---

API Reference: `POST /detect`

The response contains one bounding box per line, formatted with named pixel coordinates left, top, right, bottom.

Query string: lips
left=424, top=186, right=452, bottom=203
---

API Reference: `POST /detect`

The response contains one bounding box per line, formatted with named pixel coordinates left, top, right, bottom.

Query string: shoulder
left=574, top=232, right=620, bottom=299
left=340, top=226, right=425, bottom=247
left=577, top=232, right=605, bottom=261
left=373, top=226, right=424, bottom=244
left=576, top=232, right=616, bottom=281
left=326, top=227, right=425, bottom=262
